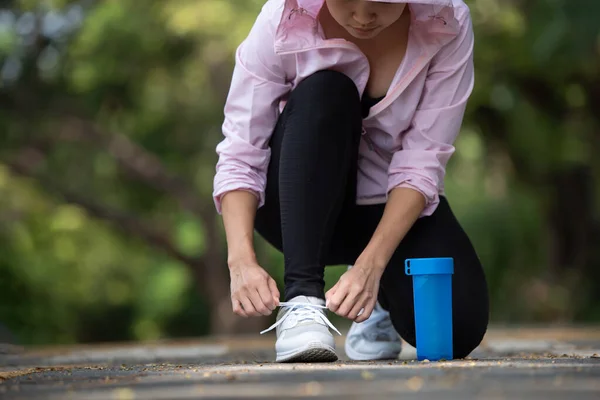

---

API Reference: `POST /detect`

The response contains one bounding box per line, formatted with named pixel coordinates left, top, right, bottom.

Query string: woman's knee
left=392, top=198, right=489, bottom=358
left=288, top=70, right=361, bottom=111
left=452, top=312, right=488, bottom=359
left=382, top=229, right=490, bottom=358
left=451, top=278, right=490, bottom=358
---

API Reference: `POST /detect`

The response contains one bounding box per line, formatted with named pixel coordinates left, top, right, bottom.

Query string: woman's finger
left=327, top=284, right=347, bottom=313
left=336, top=290, right=358, bottom=317
left=257, top=279, right=276, bottom=311
left=355, top=298, right=377, bottom=323
left=348, top=296, right=367, bottom=321
left=267, top=278, right=280, bottom=307
left=240, top=294, right=259, bottom=317
left=232, top=298, right=248, bottom=318
left=325, top=282, right=339, bottom=305
left=249, top=289, right=271, bottom=316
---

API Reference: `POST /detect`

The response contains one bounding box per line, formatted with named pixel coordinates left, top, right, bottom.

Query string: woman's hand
left=229, top=259, right=280, bottom=317
left=325, top=262, right=384, bottom=323
left=221, top=191, right=279, bottom=317
left=325, top=188, right=425, bottom=322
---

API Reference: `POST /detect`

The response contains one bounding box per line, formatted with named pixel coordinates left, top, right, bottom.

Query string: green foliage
left=0, top=166, right=209, bottom=344
left=0, top=0, right=598, bottom=345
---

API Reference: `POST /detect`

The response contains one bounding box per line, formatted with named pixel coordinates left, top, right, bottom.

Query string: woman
left=213, top=0, right=489, bottom=363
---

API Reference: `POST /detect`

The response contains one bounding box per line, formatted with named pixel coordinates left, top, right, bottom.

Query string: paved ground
left=1, top=326, right=599, bottom=399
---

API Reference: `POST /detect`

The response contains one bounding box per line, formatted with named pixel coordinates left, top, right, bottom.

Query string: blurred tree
left=464, top=0, right=600, bottom=321
left=0, top=0, right=270, bottom=342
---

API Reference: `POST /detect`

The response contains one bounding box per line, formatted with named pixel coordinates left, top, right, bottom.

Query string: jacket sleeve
left=213, top=2, right=290, bottom=214
left=387, top=10, right=474, bottom=217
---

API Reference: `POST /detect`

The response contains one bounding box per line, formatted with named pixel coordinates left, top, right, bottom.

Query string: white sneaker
left=344, top=301, right=402, bottom=361
left=260, top=295, right=341, bottom=363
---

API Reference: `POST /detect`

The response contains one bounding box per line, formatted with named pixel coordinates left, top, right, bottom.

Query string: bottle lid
left=405, top=258, right=454, bottom=276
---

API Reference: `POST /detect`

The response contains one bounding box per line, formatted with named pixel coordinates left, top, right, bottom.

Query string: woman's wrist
left=356, top=243, right=391, bottom=273
left=356, top=187, right=426, bottom=273
left=227, top=242, right=257, bottom=269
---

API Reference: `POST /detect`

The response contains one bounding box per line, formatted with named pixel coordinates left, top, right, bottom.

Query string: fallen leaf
left=302, top=381, right=323, bottom=396
left=361, top=371, right=375, bottom=380
left=114, top=388, right=135, bottom=400
left=406, top=376, right=424, bottom=392
left=225, top=373, right=237, bottom=381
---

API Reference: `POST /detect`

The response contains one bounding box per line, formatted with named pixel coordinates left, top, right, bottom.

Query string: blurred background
left=0, top=0, right=598, bottom=346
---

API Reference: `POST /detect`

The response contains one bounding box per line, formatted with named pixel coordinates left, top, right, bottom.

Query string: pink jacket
left=213, top=0, right=474, bottom=217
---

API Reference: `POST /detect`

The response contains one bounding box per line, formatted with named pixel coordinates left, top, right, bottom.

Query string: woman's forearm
left=357, top=187, right=426, bottom=271
left=220, top=190, right=259, bottom=267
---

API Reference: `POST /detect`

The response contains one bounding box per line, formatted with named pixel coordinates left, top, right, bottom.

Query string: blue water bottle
left=405, top=257, right=454, bottom=361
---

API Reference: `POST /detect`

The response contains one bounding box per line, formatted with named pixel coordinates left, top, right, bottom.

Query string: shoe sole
left=344, top=344, right=400, bottom=361
left=276, top=342, right=338, bottom=363
left=346, top=350, right=400, bottom=361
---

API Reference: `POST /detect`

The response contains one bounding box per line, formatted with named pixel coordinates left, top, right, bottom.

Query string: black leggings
left=255, top=70, right=489, bottom=359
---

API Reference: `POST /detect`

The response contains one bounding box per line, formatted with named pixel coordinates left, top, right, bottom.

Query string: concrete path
left=1, top=327, right=599, bottom=399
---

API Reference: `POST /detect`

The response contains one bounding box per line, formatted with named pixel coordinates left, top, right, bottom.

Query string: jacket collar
left=296, top=0, right=456, bottom=19
left=275, top=0, right=460, bottom=55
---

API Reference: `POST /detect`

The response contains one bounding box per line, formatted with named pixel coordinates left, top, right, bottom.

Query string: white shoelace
left=260, top=302, right=342, bottom=335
